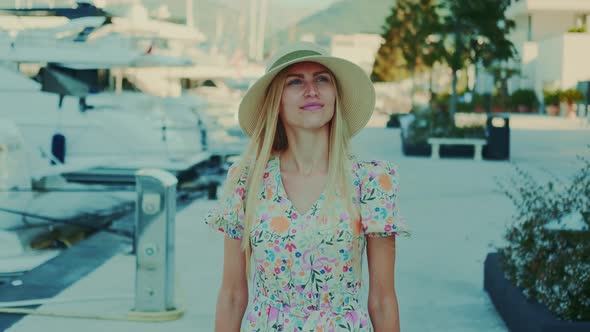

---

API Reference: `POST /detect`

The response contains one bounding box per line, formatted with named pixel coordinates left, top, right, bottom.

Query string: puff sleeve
left=356, top=160, right=410, bottom=238
left=205, top=164, right=247, bottom=240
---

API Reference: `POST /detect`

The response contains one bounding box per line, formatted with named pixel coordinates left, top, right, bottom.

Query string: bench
left=427, top=138, right=487, bottom=160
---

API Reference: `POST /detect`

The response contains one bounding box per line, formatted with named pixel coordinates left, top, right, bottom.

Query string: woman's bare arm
left=366, top=235, right=400, bottom=332
left=215, top=236, right=249, bottom=331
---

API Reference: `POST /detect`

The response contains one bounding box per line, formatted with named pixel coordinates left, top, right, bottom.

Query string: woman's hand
left=215, top=236, right=249, bottom=331
left=367, top=235, right=400, bottom=332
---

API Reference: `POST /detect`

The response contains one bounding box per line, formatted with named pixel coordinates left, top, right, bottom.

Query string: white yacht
left=0, top=119, right=136, bottom=276
left=0, top=3, right=219, bottom=184
left=0, top=63, right=212, bottom=185
left=0, top=0, right=221, bottom=279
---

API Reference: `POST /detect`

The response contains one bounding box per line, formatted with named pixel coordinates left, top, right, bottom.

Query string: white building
left=330, top=33, right=383, bottom=75
left=505, top=0, right=590, bottom=100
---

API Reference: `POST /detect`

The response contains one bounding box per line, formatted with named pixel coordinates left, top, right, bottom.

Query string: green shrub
left=496, top=149, right=590, bottom=321
left=543, top=89, right=561, bottom=106
left=386, top=113, right=402, bottom=128
left=404, top=108, right=437, bottom=144
left=434, top=93, right=451, bottom=106
left=473, top=93, right=490, bottom=109
left=433, top=92, right=483, bottom=113
left=404, top=106, right=485, bottom=144
left=447, top=125, right=486, bottom=138
left=509, top=89, right=539, bottom=110
left=568, top=25, right=587, bottom=33
left=561, top=89, right=584, bottom=104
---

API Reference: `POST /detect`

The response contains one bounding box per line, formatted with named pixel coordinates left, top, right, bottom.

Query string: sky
left=212, top=0, right=339, bottom=9
left=178, top=0, right=338, bottom=12
left=9, top=0, right=338, bottom=10
left=136, top=0, right=340, bottom=32
left=260, top=0, right=338, bottom=9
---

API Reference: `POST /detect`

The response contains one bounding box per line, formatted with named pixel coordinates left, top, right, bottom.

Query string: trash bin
left=577, top=81, right=590, bottom=118
left=484, top=113, right=510, bottom=160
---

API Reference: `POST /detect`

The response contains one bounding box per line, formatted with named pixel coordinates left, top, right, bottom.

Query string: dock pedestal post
left=133, top=169, right=178, bottom=313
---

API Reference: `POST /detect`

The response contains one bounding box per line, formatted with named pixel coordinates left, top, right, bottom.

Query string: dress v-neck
left=274, top=154, right=326, bottom=217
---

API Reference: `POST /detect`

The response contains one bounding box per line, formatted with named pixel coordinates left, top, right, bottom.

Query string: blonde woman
left=206, top=42, right=410, bottom=331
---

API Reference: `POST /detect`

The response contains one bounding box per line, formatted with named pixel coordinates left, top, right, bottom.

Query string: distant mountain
left=107, top=0, right=317, bottom=54
left=268, top=0, right=396, bottom=47
left=103, top=0, right=395, bottom=56
left=127, top=0, right=240, bottom=42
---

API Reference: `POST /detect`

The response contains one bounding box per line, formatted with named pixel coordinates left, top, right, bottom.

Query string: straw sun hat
left=238, top=41, right=376, bottom=138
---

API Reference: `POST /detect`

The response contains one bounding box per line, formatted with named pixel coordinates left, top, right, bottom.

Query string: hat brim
left=238, top=55, right=375, bottom=138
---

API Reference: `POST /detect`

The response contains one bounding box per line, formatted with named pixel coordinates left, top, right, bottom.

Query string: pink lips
left=301, top=102, right=324, bottom=111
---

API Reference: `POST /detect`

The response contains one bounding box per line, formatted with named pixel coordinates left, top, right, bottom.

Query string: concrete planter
left=484, top=252, right=590, bottom=332
left=545, top=105, right=560, bottom=116
left=400, top=139, right=431, bottom=157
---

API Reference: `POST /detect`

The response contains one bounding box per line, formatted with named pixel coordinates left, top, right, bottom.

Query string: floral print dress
left=206, top=155, right=410, bottom=331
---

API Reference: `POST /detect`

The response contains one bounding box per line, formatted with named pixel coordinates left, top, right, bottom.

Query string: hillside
left=268, top=0, right=395, bottom=46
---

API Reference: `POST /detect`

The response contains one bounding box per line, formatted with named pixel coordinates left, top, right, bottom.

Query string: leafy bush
left=403, top=108, right=437, bottom=144
left=568, top=25, right=587, bottom=33
left=403, top=107, right=485, bottom=144
left=473, top=93, right=491, bottom=109
left=431, top=92, right=481, bottom=113
left=386, top=113, right=403, bottom=128
left=561, top=89, right=584, bottom=104
left=433, top=93, right=451, bottom=111
left=496, top=149, right=590, bottom=321
left=509, top=89, right=539, bottom=110
left=543, top=89, right=561, bottom=106
left=445, top=125, right=487, bottom=138
left=430, top=92, right=511, bottom=113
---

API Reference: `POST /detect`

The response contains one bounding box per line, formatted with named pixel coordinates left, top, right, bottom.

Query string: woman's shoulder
left=226, top=155, right=279, bottom=182
left=227, top=162, right=248, bottom=180
left=351, top=156, right=399, bottom=177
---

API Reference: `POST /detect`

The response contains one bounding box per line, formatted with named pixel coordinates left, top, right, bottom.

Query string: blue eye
left=316, top=75, right=330, bottom=83
left=287, top=79, right=302, bottom=86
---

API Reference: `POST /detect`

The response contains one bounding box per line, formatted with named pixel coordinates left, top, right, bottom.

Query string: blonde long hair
left=224, top=67, right=361, bottom=278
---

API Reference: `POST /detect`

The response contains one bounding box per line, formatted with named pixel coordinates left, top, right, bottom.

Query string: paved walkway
left=6, top=126, right=590, bottom=332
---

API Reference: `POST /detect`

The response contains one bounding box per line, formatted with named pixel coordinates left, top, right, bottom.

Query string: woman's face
left=279, top=61, right=336, bottom=133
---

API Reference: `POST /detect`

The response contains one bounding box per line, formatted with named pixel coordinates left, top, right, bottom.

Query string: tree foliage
left=445, top=0, right=516, bottom=69
left=371, top=0, right=441, bottom=82
left=371, top=21, right=409, bottom=82
left=373, top=0, right=517, bottom=82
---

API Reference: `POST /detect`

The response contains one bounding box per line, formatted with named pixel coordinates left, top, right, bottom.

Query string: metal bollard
left=134, top=169, right=177, bottom=312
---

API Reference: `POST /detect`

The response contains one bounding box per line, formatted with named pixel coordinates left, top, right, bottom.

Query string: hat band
left=268, top=50, right=322, bottom=72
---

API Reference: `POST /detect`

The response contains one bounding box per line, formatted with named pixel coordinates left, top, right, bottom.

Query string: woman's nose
left=304, top=82, right=319, bottom=97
